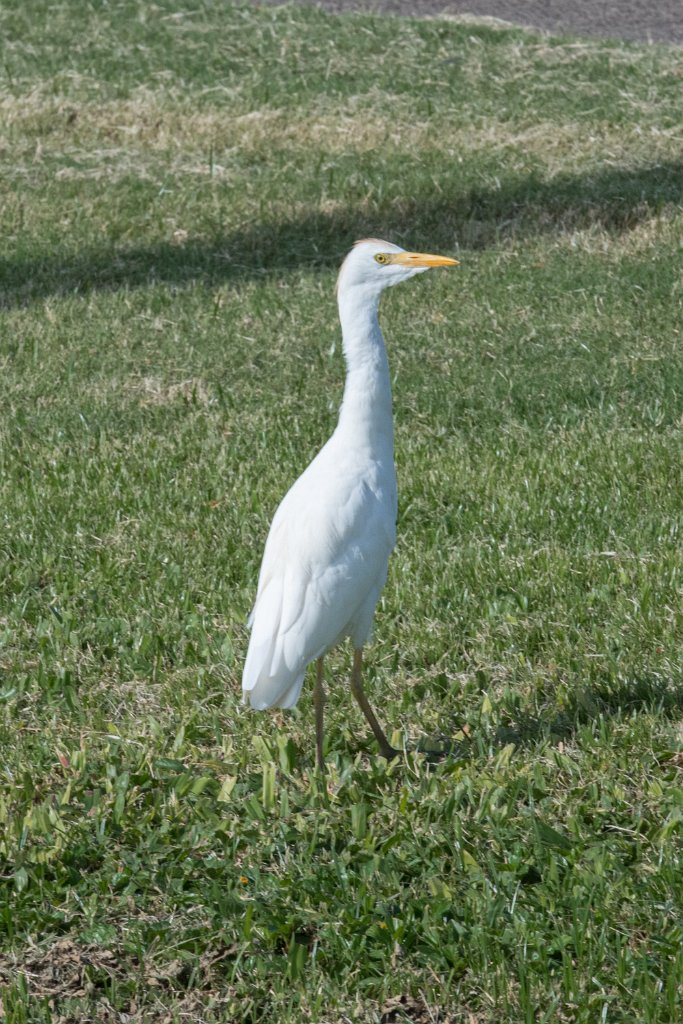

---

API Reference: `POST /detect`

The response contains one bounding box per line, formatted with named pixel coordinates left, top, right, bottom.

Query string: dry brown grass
left=3, top=52, right=682, bottom=186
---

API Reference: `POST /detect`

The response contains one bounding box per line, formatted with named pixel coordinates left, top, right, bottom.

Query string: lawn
left=0, top=1, right=682, bottom=1021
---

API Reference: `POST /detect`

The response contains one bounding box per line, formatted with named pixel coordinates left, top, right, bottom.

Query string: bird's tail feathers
left=248, top=671, right=306, bottom=710
left=242, top=580, right=308, bottom=709
left=242, top=652, right=306, bottom=710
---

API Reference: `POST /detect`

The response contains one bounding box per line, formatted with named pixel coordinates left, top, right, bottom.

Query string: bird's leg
left=351, top=648, right=399, bottom=760
left=314, top=657, right=326, bottom=772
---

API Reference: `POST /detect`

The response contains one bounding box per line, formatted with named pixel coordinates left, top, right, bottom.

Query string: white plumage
left=242, top=238, right=458, bottom=768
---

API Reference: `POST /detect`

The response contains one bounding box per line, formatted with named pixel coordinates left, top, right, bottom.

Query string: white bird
left=242, top=239, right=458, bottom=770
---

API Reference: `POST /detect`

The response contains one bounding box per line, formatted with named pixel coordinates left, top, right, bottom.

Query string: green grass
left=1, top=1, right=683, bottom=1020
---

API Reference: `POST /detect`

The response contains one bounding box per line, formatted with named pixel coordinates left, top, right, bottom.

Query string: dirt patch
left=0, top=937, right=238, bottom=1022
left=380, top=993, right=477, bottom=1023
left=125, top=375, right=215, bottom=407
left=0, top=938, right=126, bottom=1003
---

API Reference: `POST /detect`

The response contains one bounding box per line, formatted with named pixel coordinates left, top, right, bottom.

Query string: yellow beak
left=393, top=251, right=459, bottom=268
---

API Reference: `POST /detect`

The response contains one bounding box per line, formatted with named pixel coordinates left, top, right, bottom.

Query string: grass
left=1, top=0, right=682, bottom=1020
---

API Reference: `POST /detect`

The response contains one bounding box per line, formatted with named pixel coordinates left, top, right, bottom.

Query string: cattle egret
left=242, top=239, right=458, bottom=769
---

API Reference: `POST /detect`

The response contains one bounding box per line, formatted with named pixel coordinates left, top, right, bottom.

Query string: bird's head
left=336, top=238, right=458, bottom=298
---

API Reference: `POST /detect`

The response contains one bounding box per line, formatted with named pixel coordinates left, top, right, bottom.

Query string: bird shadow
left=414, top=673, right=683, bottom=765
left=2, top=159, right=681, bottom=310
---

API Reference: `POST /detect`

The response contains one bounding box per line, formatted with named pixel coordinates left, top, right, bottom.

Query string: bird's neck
left=336, top=287, right=394, bottom=454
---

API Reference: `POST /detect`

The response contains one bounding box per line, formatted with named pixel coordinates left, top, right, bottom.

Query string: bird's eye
left=374, top=253, right=389, bottom=265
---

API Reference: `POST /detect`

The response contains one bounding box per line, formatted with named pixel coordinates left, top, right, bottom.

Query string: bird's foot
left=379, top=744, right=400, bottom=761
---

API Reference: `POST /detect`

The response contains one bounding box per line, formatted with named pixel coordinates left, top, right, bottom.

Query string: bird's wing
left=242, top=450, right=396, bottom=709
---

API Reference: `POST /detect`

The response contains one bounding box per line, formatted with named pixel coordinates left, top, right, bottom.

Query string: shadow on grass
left=2, top=160, right=682, bottom=309
left=420, top=674, right=683, bottom=763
